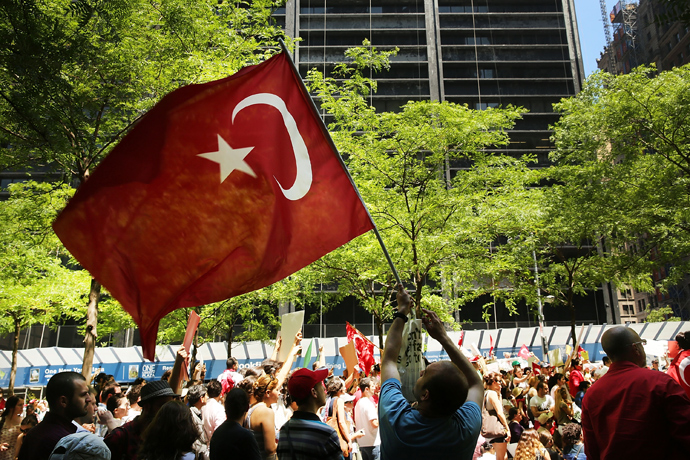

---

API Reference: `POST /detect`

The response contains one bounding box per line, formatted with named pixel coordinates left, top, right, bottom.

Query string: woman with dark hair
left=139, top=400, right=200, bottom=460
left=13, top=414, right=37, bottom=460
left=323, top=377, right=354, bottom=456
left=483, top=372, right=511, bottom=460
left=245, top=374, right=280, bottom=460
left=0, top=395, right=24, bottom=460
left=508, top=407, right=524, bottom=442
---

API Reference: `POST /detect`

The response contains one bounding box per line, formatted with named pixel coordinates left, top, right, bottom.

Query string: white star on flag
left=198, top=134, right=256, bottom=183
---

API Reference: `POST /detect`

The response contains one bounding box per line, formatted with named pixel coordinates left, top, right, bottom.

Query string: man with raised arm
left=378, top=285, right=483, bottom=460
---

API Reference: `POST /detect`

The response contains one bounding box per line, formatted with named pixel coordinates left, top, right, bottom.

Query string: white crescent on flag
left=679, top=356, right=690, bottom=387
left=233, top=93, right=313, bottom=201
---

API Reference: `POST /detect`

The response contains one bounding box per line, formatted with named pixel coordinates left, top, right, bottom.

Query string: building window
left=676, top=33, right=681, bottom=44
left=668, top=42, right=673, bottom=52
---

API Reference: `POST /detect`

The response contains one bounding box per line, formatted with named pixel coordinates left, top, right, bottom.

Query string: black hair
left=0, top=395, right=21, bottom=431
left=262, top=359, right=281, bottom=376
left=225, top=388, right=250, bottom=420
left=508, top=407, right=520, bottom=421
left=139, top=400, right=199, bottom=460
left=46, top=371, right=86, bottom=407
left=359, top=377, right=372, bottom=393
left=676, top=331, right=690, bottom=350
left=226, top=356, right=238, bottom=370
left=602, top=356, right=611, bottom=365
left=206, top=380, right=222, bottom=399
left=107, top=394, right=126, bottom=416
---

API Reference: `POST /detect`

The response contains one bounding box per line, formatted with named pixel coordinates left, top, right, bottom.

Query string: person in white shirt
left=354, top=377, right=380, bottom=460
left=201, top=380, right=227, bottom=443
left=592, top=356, right=610, bottom=380
left=529, top=381, right=554, bottom=424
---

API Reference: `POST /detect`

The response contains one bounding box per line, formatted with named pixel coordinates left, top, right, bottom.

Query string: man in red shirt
left=582, top=326, right=690, bottom=460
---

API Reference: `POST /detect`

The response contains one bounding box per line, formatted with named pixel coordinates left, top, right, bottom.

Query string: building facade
left=598, top=1, right=690, bottom=322
left=275, top=0, right=585, bottom=167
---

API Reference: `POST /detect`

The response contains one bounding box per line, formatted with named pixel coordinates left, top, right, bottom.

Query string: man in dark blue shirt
left=210, top=388, right=261, bottom=460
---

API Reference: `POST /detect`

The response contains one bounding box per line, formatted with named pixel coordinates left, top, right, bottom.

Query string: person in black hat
left=104, top=380, right=176, bottom=460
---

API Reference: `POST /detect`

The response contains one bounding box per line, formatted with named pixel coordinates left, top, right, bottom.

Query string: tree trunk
left=376, top=316, right=384, bottom=351
left=226, top=321, right=235, bottom=357
left=568, top=292, right=577, bottom=348
left=82, top=278, right=101, bottom=382
left=9, top=316, right=20, bottom=396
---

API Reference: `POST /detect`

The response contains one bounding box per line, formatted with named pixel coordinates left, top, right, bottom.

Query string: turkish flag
left=518, top=344, right=531, bottom=360
left=457, top=331, right=464, bottom=348
left=53, top=53, right=374, bottom=360
left=346, top=322, right=376, bottom=376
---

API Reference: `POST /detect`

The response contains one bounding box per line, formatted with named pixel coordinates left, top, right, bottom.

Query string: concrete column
left=424, top=0, right=443, bottom=101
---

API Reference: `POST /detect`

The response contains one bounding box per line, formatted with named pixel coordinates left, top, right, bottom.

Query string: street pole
left=533, top=250, right=549, bottom=361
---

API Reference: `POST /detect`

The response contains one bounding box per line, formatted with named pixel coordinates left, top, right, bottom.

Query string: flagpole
left=277, top=38, right=402, bottom=287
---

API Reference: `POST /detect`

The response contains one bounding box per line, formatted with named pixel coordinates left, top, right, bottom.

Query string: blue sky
left=575, top=0, right=619, bottom=76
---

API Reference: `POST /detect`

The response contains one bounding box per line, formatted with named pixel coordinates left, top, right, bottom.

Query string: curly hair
left=560, top=423, right=582, bottom=448
left=253, top=374, right=279, bottom=402
left=514, top=429, right=544, bottom=460
left=237, top=375, right=257, bottom=396
left=138, top=400, right=199, bottom=460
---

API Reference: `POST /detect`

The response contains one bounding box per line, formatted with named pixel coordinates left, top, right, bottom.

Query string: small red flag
left=53, top=53, right=374, bottom=360
left=457, top=331, right=464, bottom=348
left=489, top=335, right=495, bottom=357
left=518, top=344, right=531, bottom=360
left=346, top=322, right=376, bottom=376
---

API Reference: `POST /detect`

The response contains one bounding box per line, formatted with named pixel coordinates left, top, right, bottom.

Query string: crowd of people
left=1, top=286, right=689, bottom=460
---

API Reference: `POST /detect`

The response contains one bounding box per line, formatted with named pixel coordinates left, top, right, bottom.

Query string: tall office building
left=274, top=0, right=585, bottom=169
left=272, top=1, right=612, bottom=329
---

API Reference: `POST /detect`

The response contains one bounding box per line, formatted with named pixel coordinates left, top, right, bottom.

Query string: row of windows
left=442, top=32, right=567, bottom=46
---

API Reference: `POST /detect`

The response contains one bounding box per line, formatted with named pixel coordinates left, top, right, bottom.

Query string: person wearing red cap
left=277, top=367, right=343, bottom=460
left=378, top=285, right=483, bottom=460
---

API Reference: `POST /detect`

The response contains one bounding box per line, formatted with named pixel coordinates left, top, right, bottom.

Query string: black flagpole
left=277, top=38, right=402, bottom=287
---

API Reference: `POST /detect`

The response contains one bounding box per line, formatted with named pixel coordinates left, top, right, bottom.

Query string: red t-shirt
left=569, top=369, right=584, bottom=397
left=582, top=361, right=690, bottom=460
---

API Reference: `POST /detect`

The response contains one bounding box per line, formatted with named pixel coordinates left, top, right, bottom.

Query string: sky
left=574, top=0, right=620, bottom=76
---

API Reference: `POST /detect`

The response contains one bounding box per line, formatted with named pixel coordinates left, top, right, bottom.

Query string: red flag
left=346, top=322, right=376, bottom=376
left=457, top=331, right=464, bottom=348
left=53, top=53, right=374, bottom=360
left=518, top=344, right=531, bottom=360
left=489, top=335, right=494, bottom=357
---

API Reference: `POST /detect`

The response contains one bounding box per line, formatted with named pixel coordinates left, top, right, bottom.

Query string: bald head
left=414, top=361, right=468, bottom=417
left=601, top=326, right=646, bottom=367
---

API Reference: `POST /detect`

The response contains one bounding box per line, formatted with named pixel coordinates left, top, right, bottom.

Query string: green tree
left=551, top=65, right=690, bottom=318
left=0, top=0, right=287, bottom=377
left=0, top=182, right=89, bottom=394
left=645, top=306, right=681, bottom=322
left=308, top=44, right=532, bottom=343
